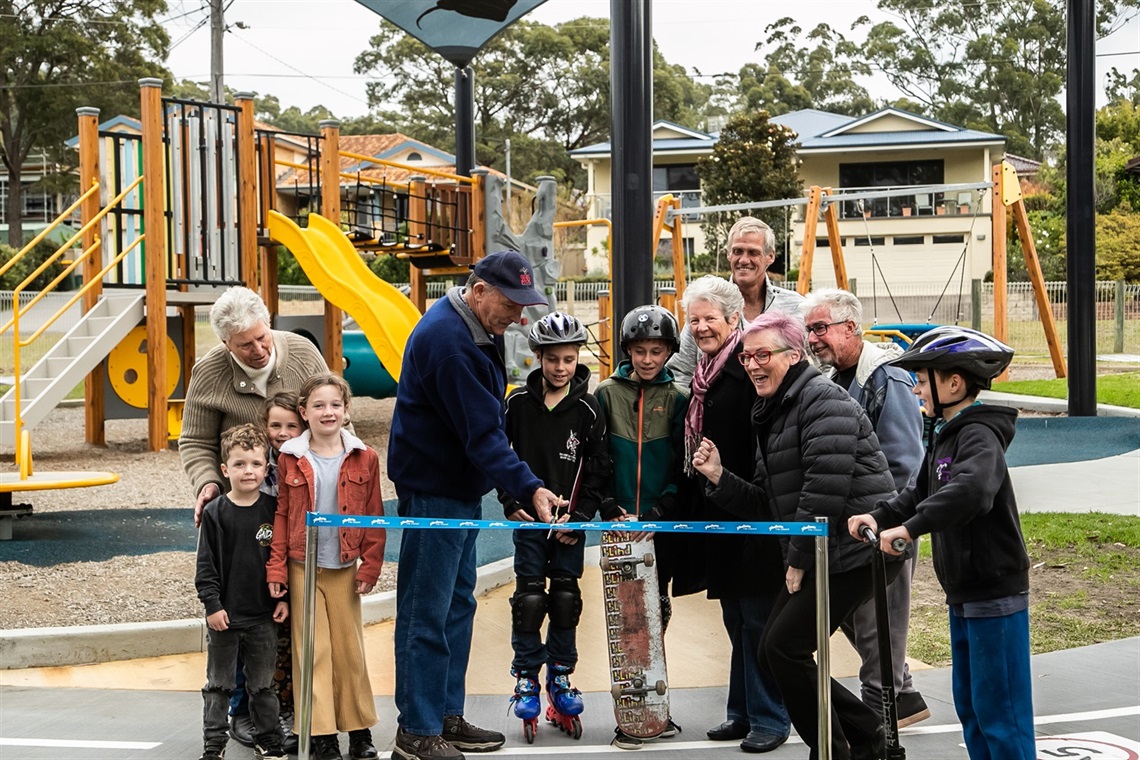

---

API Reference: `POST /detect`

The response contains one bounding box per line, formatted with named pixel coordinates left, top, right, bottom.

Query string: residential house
left=570, top=109, right=1007, bottom=302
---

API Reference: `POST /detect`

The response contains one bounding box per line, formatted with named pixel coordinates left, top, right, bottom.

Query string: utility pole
left=505, top=137, right=512, bottom=208
left=210, top=0, right=225, bottom=102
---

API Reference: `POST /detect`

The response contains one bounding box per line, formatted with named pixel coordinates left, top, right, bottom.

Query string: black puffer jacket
left=707, top=362, right=897, bottom=574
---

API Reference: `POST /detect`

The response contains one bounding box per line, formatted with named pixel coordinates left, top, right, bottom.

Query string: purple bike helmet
left=889, top=326, right=1013, bottom=389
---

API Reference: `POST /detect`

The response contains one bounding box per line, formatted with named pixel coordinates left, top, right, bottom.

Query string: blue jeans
left=203, top=621, right=279, bottom=750
left=510, top=528, right=585, bottom=675
left=721, top=594, right=790, bottom=736
left=394, top=492, right=480, bottom=736
left=950, top=607, right=1035, bottom=760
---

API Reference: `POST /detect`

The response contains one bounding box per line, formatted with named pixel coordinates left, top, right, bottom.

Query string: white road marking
left=0, top=739, right=161, bottom=750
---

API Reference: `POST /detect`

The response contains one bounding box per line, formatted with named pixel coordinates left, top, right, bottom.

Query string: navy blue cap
left=472, top=250, right=547, bottom=306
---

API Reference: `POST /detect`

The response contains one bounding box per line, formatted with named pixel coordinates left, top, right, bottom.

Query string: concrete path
left=1, top=638, right=1136, bottom=759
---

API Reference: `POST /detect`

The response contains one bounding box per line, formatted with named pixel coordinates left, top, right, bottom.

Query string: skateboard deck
left=600, top=529, right=669, bottom=739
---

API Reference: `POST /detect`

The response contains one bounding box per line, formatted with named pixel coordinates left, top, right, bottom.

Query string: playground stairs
left=0, top=292, right=145, bottom=447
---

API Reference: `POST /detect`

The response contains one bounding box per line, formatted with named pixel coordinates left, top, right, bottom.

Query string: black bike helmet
left=889, top=326, right=1013, bottom=389
left=619, top=305, right=680, bottom=354
left=527, top=311, right=588, bottom=352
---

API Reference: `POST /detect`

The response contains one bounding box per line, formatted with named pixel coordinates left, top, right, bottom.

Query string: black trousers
left=760, top=561, right=903, bottom=760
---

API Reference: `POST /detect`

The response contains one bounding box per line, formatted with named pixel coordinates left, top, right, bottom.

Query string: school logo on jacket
left=256, top=524, right=274, bottom=546
left=561, top=430, right=580, bottom=463
left=935, top=456, right=953, bottom=483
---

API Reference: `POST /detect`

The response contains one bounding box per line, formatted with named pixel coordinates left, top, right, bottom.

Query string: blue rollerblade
left=545, top=663, right=583, bottom=739
left=509, top=674, right=541, bottom=743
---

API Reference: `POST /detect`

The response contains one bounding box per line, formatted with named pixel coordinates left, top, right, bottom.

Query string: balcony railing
left=827, top=185, right=987, bottom=221
left=590, top=190, right=702, bottom=221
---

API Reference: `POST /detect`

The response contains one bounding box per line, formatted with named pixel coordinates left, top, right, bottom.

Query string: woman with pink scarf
left=680, top=276, right=790, bottom=754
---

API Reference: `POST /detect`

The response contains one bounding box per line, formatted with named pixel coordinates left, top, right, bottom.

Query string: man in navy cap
left=388, top=251, right=567, bottom=760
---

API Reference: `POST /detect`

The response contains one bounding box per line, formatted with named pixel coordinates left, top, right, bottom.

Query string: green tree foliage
left=854, top=0, right=1139, bottom=159
left=1096, top=207, right=1140, bottom=282
left=354, top=17, right=712, bottom=189
left=695, top=111, right=802, bottom=264
left=1006, top=210, right=1067, bottom=283
left=0, top=239, right=66, bottom=289
left=741, top=18, right=873, bottom=116
left=0, top=0, right=169, bottom=247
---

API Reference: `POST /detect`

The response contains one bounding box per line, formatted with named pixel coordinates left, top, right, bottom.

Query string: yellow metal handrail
left=339, top=149, right=475, bottom=185
left=4, top=174, right=146, bottom=480
left=0, top=182, right=100, bottom=280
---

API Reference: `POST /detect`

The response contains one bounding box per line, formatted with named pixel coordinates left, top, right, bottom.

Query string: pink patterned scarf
left=684, top=328, right=742, bottom=476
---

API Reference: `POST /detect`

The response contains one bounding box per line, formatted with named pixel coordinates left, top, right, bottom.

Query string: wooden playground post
left=407, top=176, right=428, bottom=313
left=1012, top=198, right=1067, bottom=377
left=139, top=78, right=168, bottom=451
left=991, top=163, right=1009, bottom=381
left=470, top=169, right=486, bottom=263
left=234, top=94, right=259, bottom=292
left=670, top=197, right=686, bottom=309
left=796, top=186, right=823, bottom=295
left=258, top=134, right=280, bottom=316
left=319, top=119, right=344, bottom=374
left=77, top=107, right=106, bottom=447
left=822, top=188, right=848, bottom=290
left=598, top=290, right=611, bottom=381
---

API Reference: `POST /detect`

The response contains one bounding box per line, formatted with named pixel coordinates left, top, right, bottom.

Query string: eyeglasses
left=806, top=321, right=848, bottom=336
left=737, top=347, right=794, bottom=366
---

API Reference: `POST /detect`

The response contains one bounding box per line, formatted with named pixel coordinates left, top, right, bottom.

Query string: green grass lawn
left=993, top=372, right=1140, bottom=408
left=907, top=512, right=1140, bottom=667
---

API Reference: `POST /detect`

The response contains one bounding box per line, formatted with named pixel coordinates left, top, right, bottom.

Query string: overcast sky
left=162, top=0, right=1139, bottom=118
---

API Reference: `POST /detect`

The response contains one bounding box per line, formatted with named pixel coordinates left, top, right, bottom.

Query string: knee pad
left=548, top=577, right=583, bottom=629
left=511, top=576, right=547, bottom=633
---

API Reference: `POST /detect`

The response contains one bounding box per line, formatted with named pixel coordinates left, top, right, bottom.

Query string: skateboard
left=860, top=526, right=907, bottom=760
left=600, top=529, right=669, bottom=739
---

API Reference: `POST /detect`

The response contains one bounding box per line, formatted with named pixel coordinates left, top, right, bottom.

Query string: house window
left=653, top=164, right=699, bottom=192
left=839, top=160, right=944, bottom=218
left=853, top=236, right=885, bottom=247
left=894, top=235, right=925, bottom=246
left=932, top=234, right=965, bottom=244
left=406, top=152, right=422, bottom=161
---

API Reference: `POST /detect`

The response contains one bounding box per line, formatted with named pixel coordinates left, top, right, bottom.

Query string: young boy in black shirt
left=196, top=423, right=289, bottom=760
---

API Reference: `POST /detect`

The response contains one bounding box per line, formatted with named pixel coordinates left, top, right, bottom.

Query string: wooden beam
left=319, top=119, right=344, bottom=374
left=796, top=186, right=823, bottom=295
left=77, top=107, right=106, bottom=447
left=234, top=94, right=259, bottom=291
left=991, top=163, right=1009, bottom=381
left=670, top=198, right=686, bottom=308
left=1012, top=198, right=1067, bottom=378
left=140, top=78, right=168, bottom=451
left=822, top=187, right=848, bottom=290
left=408, top=176, right=428, bottom=313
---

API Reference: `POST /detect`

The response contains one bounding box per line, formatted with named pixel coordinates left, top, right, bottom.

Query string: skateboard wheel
left=523, top=719, right=536, bottom=744
left=643, top=552, right=654, bottom=567
left=600, top=557, right=611, bottom=571
left=655, top=680, right=667, bottom=695
left=610, top=683, right=624, bottom=699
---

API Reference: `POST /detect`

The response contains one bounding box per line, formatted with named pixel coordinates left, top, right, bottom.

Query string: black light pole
left=610, top=0, right=654, bottom=355
left=1066, top=0, right=1096, bottom=416
left=455, top=65, right=476, bottom=177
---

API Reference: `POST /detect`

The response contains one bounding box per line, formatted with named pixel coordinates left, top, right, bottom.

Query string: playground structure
left=0, top=79, right=559, bottom=514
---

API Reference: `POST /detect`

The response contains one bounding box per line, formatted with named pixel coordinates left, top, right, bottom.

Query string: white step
left=0, top=293, right=146, bottom=446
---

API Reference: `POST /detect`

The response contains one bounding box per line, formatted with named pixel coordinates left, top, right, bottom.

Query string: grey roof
left=571, top=107, right=1004, bottom=159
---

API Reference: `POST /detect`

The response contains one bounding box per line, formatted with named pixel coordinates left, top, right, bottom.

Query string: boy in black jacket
left=849, top=327, right=1034, bottom=760
left=502, top=312, right=618, bottom=741
left=196, top=424, right=290, bottom=760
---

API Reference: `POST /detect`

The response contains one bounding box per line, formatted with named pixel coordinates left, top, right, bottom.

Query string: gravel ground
left=0, top=397, right=399, bottom=630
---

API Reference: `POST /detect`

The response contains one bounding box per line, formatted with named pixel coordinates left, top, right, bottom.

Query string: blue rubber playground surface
left=0, top=417, right=1133, bottom=567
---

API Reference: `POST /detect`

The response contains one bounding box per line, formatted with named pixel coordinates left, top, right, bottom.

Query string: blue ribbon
left=304, top=513, right=828, bottom=535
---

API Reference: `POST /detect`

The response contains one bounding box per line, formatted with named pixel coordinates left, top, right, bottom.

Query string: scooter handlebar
left=859, top=525, right=910, bottom=554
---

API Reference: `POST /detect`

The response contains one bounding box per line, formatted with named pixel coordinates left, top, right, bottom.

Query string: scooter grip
left=860, top=525, right=911, bottom=554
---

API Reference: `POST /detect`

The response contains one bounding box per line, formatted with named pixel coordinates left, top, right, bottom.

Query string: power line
left=230, top=33, right=370, bottom=106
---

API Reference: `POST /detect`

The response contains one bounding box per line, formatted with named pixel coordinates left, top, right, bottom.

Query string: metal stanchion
left=297, top=518, right=319, bottom=760
left=815, top=515, right=832, bottom=760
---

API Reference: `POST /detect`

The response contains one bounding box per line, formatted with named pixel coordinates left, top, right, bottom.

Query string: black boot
left=348, top=729, right=378, bottom=760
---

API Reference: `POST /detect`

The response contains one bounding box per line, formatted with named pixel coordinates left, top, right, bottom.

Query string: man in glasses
left=800, top=287, right=929, bottom=729
left=669, top=217, right=803, bottom=389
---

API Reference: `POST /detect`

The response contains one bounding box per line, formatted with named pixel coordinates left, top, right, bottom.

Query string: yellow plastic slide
left=266, top=210, right=420, bottom=381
